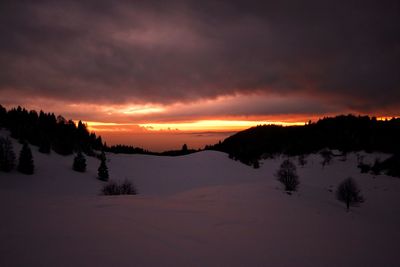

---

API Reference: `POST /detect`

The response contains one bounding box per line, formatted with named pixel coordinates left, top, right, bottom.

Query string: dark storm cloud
left=0, top=0, right=399, bottom=113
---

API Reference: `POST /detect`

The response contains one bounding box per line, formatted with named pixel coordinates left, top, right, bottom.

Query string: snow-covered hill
left=1, top=132, right=400, bottom=267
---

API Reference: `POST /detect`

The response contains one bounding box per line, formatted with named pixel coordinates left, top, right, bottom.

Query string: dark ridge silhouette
left=158, top=148, right=198, bottom=156
left=0, top=105, right=103, bottom=155
left=104, top=144, right=150, bottom=155
left=104, top=144, right=198, bottom=156
left=208, top=115, right=400, bottom=168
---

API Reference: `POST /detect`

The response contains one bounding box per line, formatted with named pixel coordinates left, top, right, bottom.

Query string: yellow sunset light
left=139, top=120, right=305, bottom=132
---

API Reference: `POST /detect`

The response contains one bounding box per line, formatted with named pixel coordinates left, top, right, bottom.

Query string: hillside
left=210, top=115, right=400, bottom=166
left=1, top=131, right=400, bottom=266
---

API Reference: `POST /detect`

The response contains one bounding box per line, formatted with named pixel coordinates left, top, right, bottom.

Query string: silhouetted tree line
left=104, top=144, right=150, bottom=155
left=0, top=105, right=103, bottom=155
left=0, top=137, right=34, bottom=175
left=209, top=115, right=400, bottom=167
left=158, top=148, right=198, bottom=156
left=104, top=143, right=198, bottom=156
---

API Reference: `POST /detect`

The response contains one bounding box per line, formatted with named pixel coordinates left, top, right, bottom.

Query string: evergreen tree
left=38, top=136, right=51, bottom=154
left=0, top=138, right=16, bottom=172
left=182, top=143, right=188, bottom=152
left=97, top=151, right=109, bottom=181
left=73, top=150, right=87, bottom=172
left=18, top=142, right=34, bottom=174
left=0, top=138, right=4, bottom=171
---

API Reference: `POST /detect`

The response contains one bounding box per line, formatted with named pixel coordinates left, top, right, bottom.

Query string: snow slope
left=1, top=132, right=400, bottom=267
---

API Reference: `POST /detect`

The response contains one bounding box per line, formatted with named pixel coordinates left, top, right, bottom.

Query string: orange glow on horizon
left=80, top=119, right=308, bottom=151
left=80, top=115, right=399, bottom=134
left=377, top=116, right=398, bottom=121
left=75, top=115, right=399, bottom=151
left=138, top=120, right=306, bottom=132
left=82, top=119, right=307, bottom=133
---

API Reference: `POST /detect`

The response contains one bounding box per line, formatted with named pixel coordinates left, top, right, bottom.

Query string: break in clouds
left=0, top=0, right=399, bottom=115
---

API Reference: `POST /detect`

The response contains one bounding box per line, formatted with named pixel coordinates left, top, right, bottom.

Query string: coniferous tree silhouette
left=336, top=177, right=364, bottom=211
left=0, top=139, right=3, bottom=170
left=98, top=151, right=109, bottom=181
left=38, top=135, right=51, bottom=154
left=182, top=144, right=188, bottom=152
left=18, top=142, right=34, bottom=175
left=276, top=159, right=299, bottom=191
left=0, top=138, right=16, bottom=172
left=0, top=105, right=104, bottom=156
left=73, top=150, right=87, bottom=172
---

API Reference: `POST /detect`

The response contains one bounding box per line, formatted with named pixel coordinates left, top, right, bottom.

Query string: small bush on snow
left=336, top=177, right=364, bottom=211
left=102, top=180, right=137, bottom=195
left=276, top=159, right=299, bottom=192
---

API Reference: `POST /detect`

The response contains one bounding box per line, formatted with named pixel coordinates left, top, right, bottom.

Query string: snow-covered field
left=1, top=133, right=400, bottom=267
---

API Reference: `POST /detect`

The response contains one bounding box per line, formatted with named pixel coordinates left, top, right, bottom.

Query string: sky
left=0, top=1, right=399, bottom=151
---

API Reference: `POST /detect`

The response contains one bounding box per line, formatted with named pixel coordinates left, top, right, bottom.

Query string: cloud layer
left=1, top=0, right=399, bottom=115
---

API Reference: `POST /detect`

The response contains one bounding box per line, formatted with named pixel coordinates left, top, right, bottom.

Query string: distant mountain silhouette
left=208, top=115, right=400, bottom=166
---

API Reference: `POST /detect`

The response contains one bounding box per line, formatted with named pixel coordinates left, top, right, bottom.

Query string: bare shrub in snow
left=370, top=158, right=382, bottom=175
left=252, top=159, right=260, bottom=169
left=102, top=182, right=119, bottom=195
left=298, top=154, right=307, bottom=167
left=102, top=180, right=137, bottom=195
left=320, top=149, right=332, bottom=167
left=336, top=177, right=364, bottom=211
left=120, top=180, right=136, bottom=194
left=276, top=159, right=299, bottom=191
left=357, top=162, right=370, bottom=173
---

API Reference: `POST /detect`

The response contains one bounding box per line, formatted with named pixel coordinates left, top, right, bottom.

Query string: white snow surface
left=1, top=132, right=400, bottom=267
